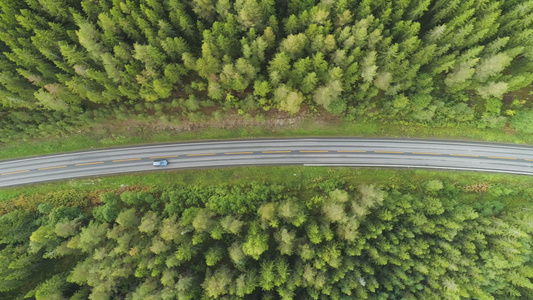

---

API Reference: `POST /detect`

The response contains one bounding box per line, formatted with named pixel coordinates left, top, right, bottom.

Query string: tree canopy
left=1, top=179, right=532, bottom=299
left=0, top=0, right=532, bottom=125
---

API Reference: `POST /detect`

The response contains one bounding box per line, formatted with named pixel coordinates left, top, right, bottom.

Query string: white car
left=153, top=159, right=168, bottom=166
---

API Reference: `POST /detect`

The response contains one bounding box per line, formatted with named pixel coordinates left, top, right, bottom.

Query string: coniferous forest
left=0, top=0, right=533, bottom=140
left=1, top=179, right=532, bottom=299
left=2, top=1, right=533, bottom=299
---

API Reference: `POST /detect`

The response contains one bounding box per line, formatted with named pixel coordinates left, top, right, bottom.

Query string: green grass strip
left=1, top=117, right=532, bottom=161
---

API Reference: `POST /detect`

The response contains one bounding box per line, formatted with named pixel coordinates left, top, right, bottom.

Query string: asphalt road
left=2, top=138, right=533, bottom=188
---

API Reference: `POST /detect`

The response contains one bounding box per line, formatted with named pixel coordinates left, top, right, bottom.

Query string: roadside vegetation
left=3, top=109, right=533, bottom=160
left=1, top=167, right=532, bottom=299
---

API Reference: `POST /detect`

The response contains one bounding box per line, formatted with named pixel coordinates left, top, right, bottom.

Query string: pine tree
left=31, top=272, right=69, bottom=299
left=242, top=222, right=269, bottom=259
left=477, top=81, right=508, bottom=99
left=75, top=17, right=105, bottom=62
left=191, top=0, right=217, bottom=22
left=313, top=80, right=343, bottom=109
left=374, top=72, right=392, bottom=91
left=322, top=202, right=346, bottom=223
left=284, top=15, right=300, bottom=35
left=34, top=86, right=69, bottom=111
left=360, top=51, right=378, bottom=83
left=205, top=246, right=225, bottom=266
left=280, top=33, right=308, bottom=60
left=236, top=0, right=265, bottom=30
left=38, top=0, right=75, bottom=22
left=159, top=217, right=181, bottom=242
left=202, top=266, right=234, bottom=298
left=138, top=211, right=159, bottom=234
left=301, top=72, right=318, bottom=94
left=253, top=80, right=271, bottom=97
left=0, top=70, right=37, bottom=107
left=133, top=44, right=167, bottom=69
left=279, top=90, right=305, bottom=114
left=195, top=42, right=222, bottom=78
left=160, top=37, right=189, bottom=60
left=444, top=58, right=479, bottom=92
left=475, top=52, right=513, bottom=82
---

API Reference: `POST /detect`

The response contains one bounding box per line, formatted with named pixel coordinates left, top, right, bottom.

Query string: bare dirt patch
left=106, top=106, right=337, bottom=136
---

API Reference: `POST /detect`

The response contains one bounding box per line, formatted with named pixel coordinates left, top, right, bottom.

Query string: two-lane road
left=2, top=138, right=533, bottom=188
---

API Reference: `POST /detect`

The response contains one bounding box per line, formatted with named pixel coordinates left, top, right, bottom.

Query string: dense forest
left=0, top=178, right=532, bottom=299
left=0, top=179, right=533, bottom=299
left=1, top=0, right=533, bottom=143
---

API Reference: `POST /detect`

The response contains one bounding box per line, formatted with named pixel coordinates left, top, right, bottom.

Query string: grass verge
left=2, top=166, right=532, bottom=210
left=1, top=113, right=533, bottom=161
